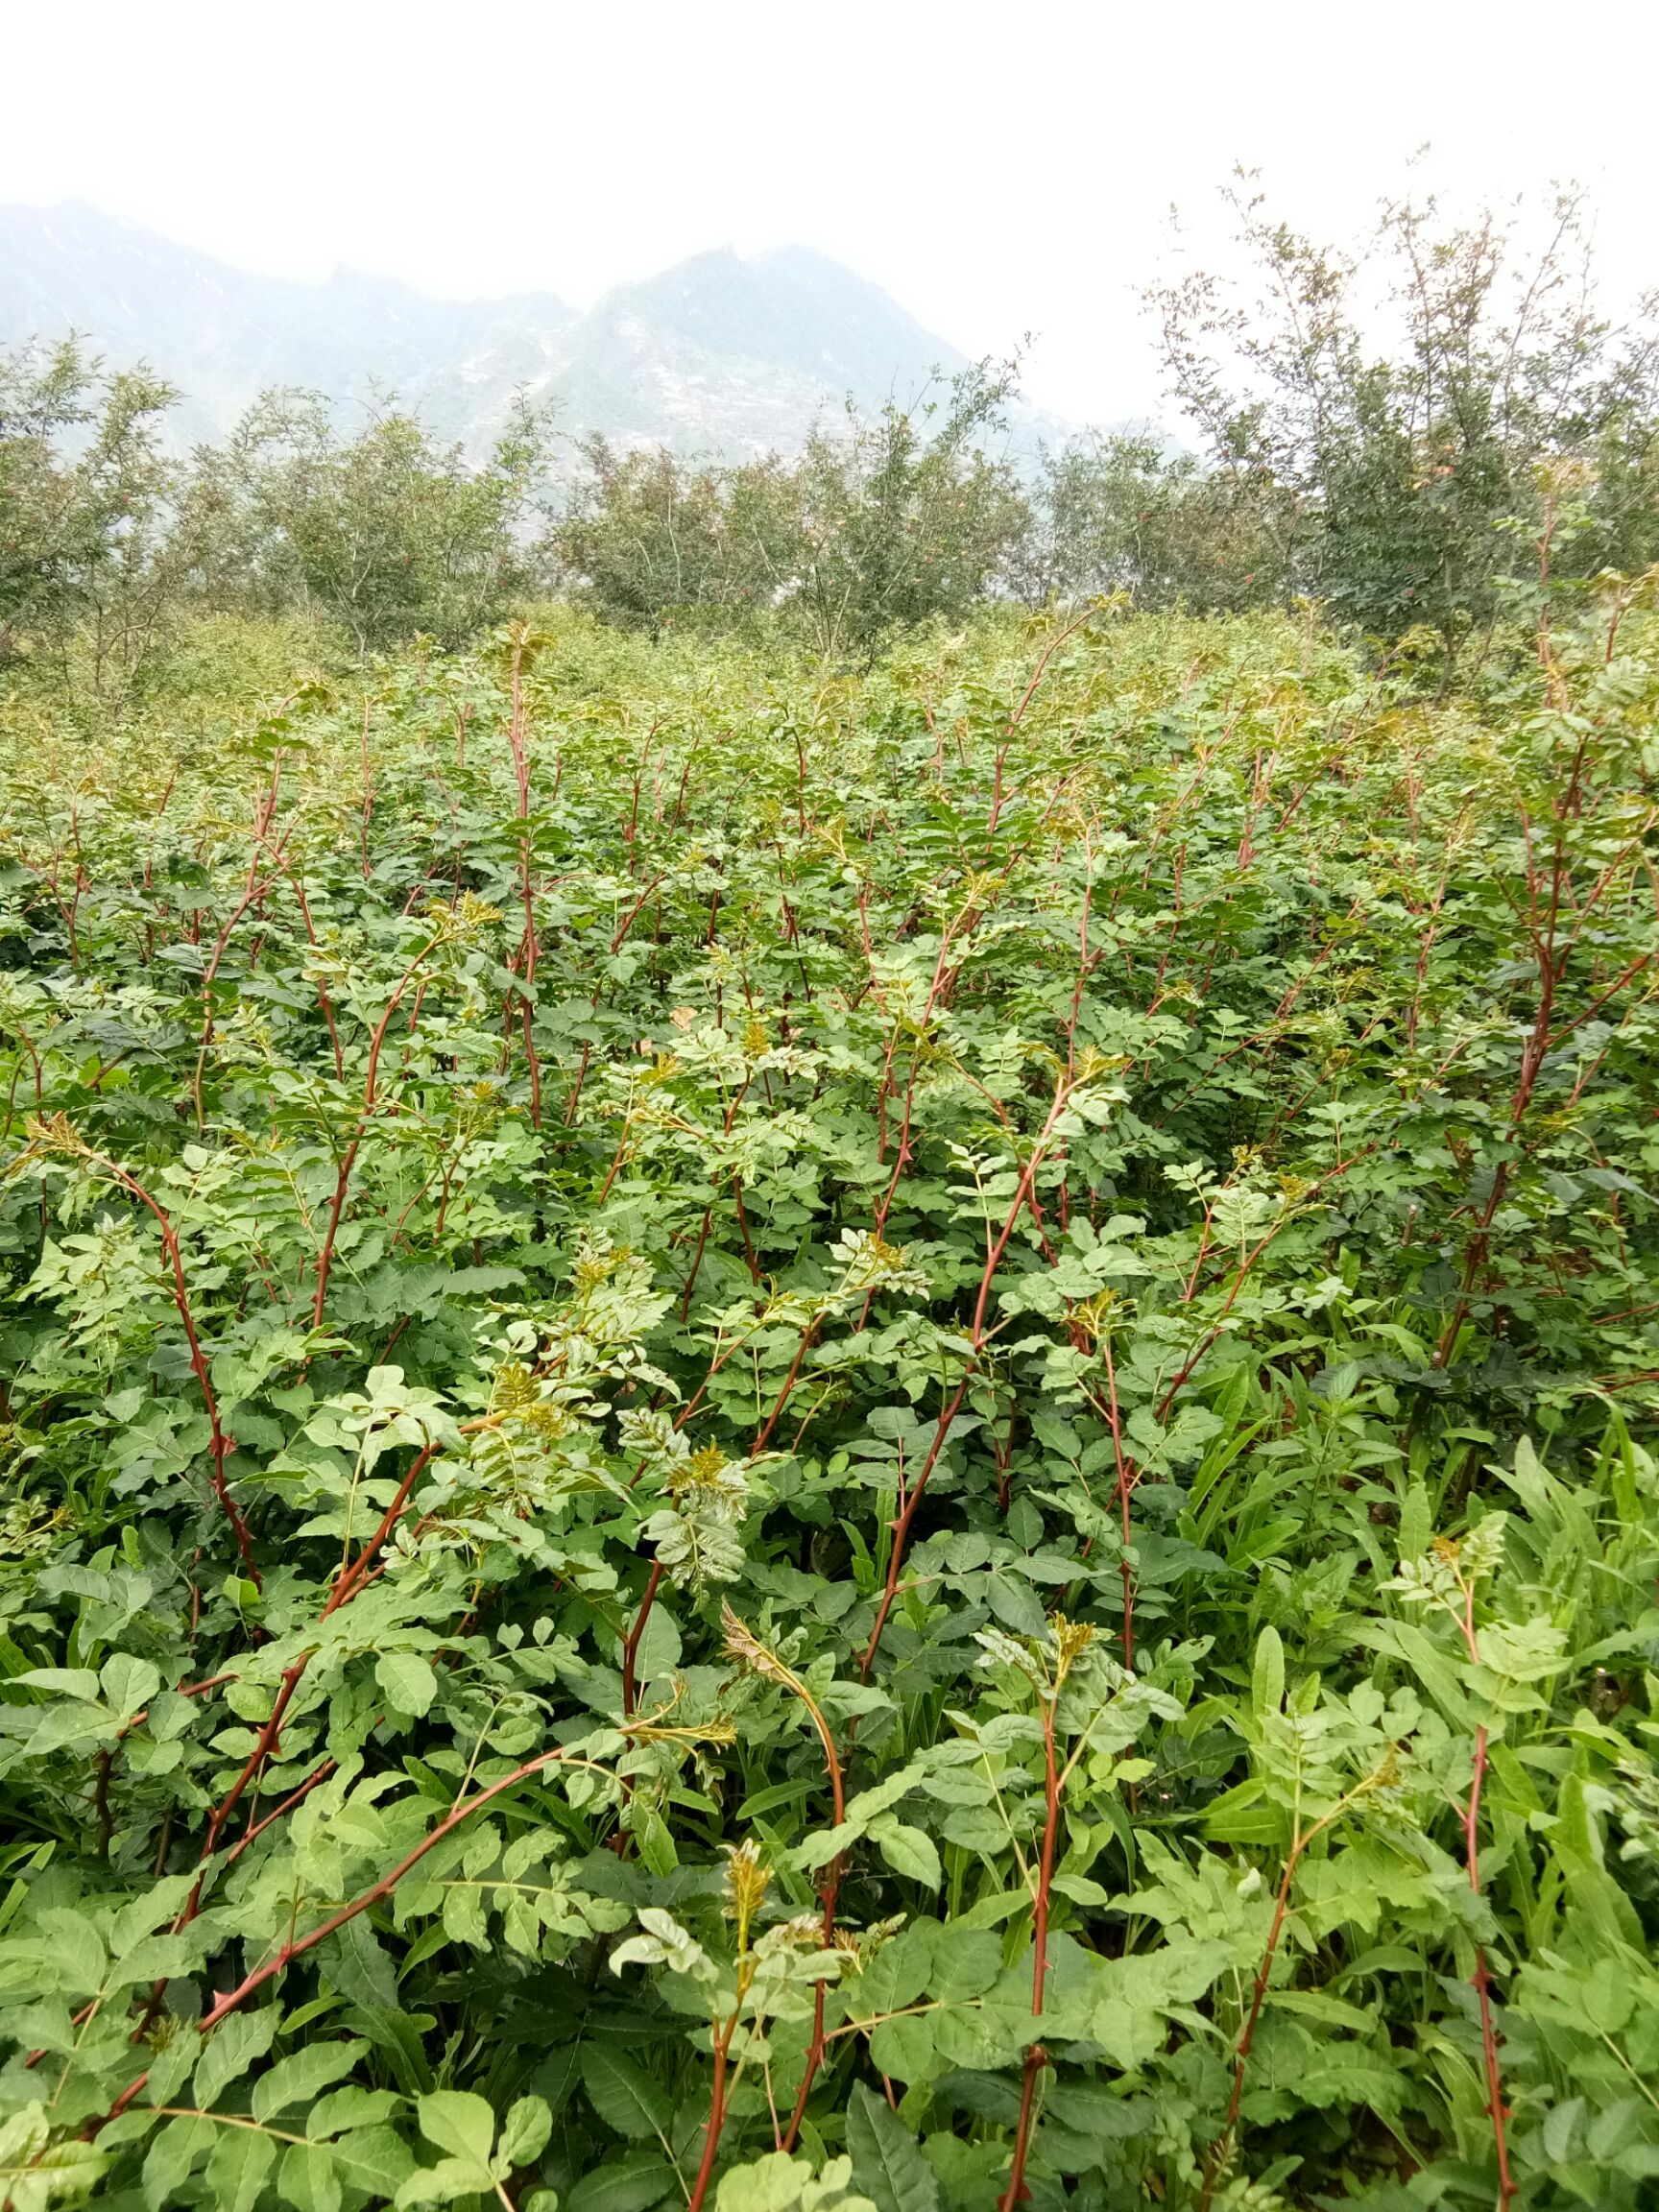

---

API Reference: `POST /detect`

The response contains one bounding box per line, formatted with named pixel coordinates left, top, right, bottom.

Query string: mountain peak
left=0, top=202, right=1027, bottom=458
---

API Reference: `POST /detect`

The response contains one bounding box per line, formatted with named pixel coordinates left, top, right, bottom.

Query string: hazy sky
left=4, top=0, right=1657, bottom=423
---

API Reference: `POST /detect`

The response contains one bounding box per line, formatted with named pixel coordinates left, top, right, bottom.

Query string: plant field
left=1, top=603, right=1657, bottom=2212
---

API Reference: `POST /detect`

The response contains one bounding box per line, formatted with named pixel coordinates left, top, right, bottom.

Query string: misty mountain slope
left=0, top=203, right=1034, bottom=458
left=541, top=246, right=974, bottom=451
left=0, top=202, right=568, bottom=448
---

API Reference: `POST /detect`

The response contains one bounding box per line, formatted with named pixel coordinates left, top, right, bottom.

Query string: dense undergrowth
left=0, top=601, right=1656, bottom=2212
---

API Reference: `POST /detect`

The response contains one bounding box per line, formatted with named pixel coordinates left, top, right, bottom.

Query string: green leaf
left=194, top=2010, right=282, bottom=2116
left=846, top=2082, right=939, bottom=2212
left=100, top=1652, right=162, bottom=1718
left=207, top=2122, right=277, bottom=2212
left=580, top=2044, right=673, bottom=2140
left=376, top=1650, right=439, bottom=1718
left=867, top=2009, right=938, bottom=2084
left=397, top=2156, right=497, bottom=2206
left=565, top=2153, right=681, bottom=2212
left=499, top=2094, right=553, bottom=2168
left=252, top=2039, right=368, bottom=2122
left=329, top=2125, right=417, bottom=2197
left=869, top=1818, right=941, bottom=1888
left=1250, top=1625, right=1284, bottom=1721
left=307, top=2087, right=402, bottom=2140
left=415, top=2089, right=496, bottom=2168
left=924, top=1929, right=1002, bottom=2002
left=0, top=2104, right=107, bottom=2212
left=12, top=1668, right=100, bottom=1702
left=279, top=2140, right=344, bottom=2212
left=144, top=2115, right=211, bottom=2210
left=714, top=2152, right=878, bottom=2212
left=322, top=1913, right=399, bottom=2009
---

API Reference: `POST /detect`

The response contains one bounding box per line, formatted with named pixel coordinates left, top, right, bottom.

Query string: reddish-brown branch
left=1449, top=1578, right=1515, bottom=2204
left=861, top=1089, right=1070, bottom=1681
left=751, top=1318, right=820, bottom=1455
left=97, top=1742, right=582, bottom=2134
left=999, top=1692, right=1062, bottom=2210
left=620, top=1559, right=663, bottom=1719
left=80, top=1153, right=258, bottom=1586
left=313, top=934, right=444, bottom=1328
left=685, top=2015, right=738, bottom=2212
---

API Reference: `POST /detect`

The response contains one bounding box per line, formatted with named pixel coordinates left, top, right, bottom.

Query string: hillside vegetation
left=0, top=589, right=1656, bottom=2212
left=6, top=182, right=1659, bottom=692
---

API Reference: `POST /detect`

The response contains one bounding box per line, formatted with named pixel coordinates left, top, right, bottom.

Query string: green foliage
left=0, top=338, right=189, bottom=709
left=555, top=364, right=1029, bottom=658
left=0, top=347, right=551, bottom=697
left=551, top=440, right=800, bottom=640
left=200, top=392, right=555, bottom=654
left=1151, top=178, right=1659, bottom=663
left=1014, top=432, right=1286, bottom=613
left=0, top=592, right=1657, bottom=2212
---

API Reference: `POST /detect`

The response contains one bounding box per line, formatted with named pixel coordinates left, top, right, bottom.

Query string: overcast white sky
left=4, top=0, right=1657, bottom=423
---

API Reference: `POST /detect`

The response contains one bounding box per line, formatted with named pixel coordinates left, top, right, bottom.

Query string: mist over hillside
left=0, top=201, right=1062, bottom=456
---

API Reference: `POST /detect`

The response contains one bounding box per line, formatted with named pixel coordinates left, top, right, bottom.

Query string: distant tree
left=1014, top=430, right=1287, bottom=611
left=786, top=362, right=1030, bottom=659
left=553, top=362, right=1029, bottom=659
left=551, top=438, right=797, bottom=637
left=203, top=392, right=554, bottom=654
left=1149, top=178, right=1659, bottom=661
left=0, top=338, right=183, bottom=704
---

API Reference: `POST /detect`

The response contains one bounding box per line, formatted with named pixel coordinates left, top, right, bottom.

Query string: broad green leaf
left=869, top=1818, right=941, bottom=1888
left=206, top=2122, right=277, bottom=2212
left=376, top=1650, right=438, bottom=1718
left=1250, top=1625, right=1284, bottom=1721
left=415, top=2089, right=496, bottom=2168
left=565, top=2153, right=681, bottom=2212
left=846, top=2081, right=939, bottom=2212
left=279, top=2140, right=344, bottom=2212
left=195, top=2009, right=283, bottom=2114
left=499, top=2094, right=552, bottom=2167
left=252, top=2039, right=368, bottom=2122
left=580, top=2044, right=673, bottom=2140
left=100, top=1652, right=162, bottom=1718
left=144, top=2115, right=211, bottom=2211
left=867, top=2008, right=938, bottom=2084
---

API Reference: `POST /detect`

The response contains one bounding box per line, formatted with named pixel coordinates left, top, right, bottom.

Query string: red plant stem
left=1452, top=1580, right=1516, bottom=2206
left=502, top=636, right=546, bottom=1128
left=169, top=1436, right=450, bottom=1939
left=359, top=699, right=374, bottom=881
left=751, top=1318, right=820, bottom=1455
left=312, top=935, right=442, bottom=1328
left=180, top=1656, right=309, bottom=1919
left=190, top=846, right=291, bottom=1127
left=860, top=1090, right=1070, bottom=1681
left=611, top=874, right=664, bottom=953
left=872, top=921, right=957, bottom=1201
left=680, top=1204, right=714, bottom=1320
left=89, top=1157, right=258, bottom=1586
left=1005, top=605, right=1102, bottom=739
left=226, top=1758, right=337, bottom=1863
left=1199, top=1807, right=1341, bottom=2210
left=1466, top=1724, right=1516, bottom=2206
left=326, top=1436, right=450, bottom=1613
left=620, top=1559, right=662, bottom=1719
left=97, top=1743, right=581, bottom=2135
left=999, top=1694, right=1062, bottom=2210
left=1157, top=1151, right=1371, bottom=1424
left=1093, top=1331, right=1138, bottom=1666
left=777, top=1700, right=848, bottom=2152
left=731, top=1175, right=761, bottom=1283
left=685, top=2014, right=738, bottom=2212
